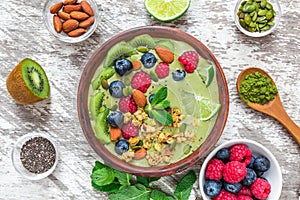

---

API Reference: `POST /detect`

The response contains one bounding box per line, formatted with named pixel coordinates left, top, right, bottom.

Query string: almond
left=67, top=28, right=87, bottom=37
left=155, top=46, right=174, bottom=64
left=58, top=11, right=71, bottom=21
left=63, top=4, right=82, bottom=13
left=132, top=89, right=147, bottom=107
left=134, top=148, right=147, bottom=160
left=110, top=127, right=121, bottom=141
left=62, top=19, right=79, bottom=33
left=53, top=15, right=63, bottom=33
left=70, top=11, right=89, bottom=21
left=81, top=1, right=94, bottom=16
left=63, top=0, right=77, bottom=5
left=50, top=2, right=63, bottom=14
left=79, top=16, right=94, bottom=28
left=132, top=61, right=142, bottom=70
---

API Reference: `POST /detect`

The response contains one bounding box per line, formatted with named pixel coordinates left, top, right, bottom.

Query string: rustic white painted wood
left=0, top=0, right=299, bottom=199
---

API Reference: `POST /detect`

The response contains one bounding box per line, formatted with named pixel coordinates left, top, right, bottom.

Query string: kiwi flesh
left=155, top=39, right=175, bottom=51
left=6, top=58, right=50, bottom=105
left=103, top=41, right=136, bottom=68
left=129, top=34, right=156, bottom=49
left=89, top=91, right=104, bottom=120
left=94, top=107, right=110, bottom=144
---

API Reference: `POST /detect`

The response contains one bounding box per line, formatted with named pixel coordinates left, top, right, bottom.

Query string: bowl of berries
left=199, top=139, right=282, bottom=200
left=77, top=26, right=229, bottom=177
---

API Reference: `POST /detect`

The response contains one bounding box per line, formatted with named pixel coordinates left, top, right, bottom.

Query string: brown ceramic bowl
left=77, top=26, right=229, bottom=177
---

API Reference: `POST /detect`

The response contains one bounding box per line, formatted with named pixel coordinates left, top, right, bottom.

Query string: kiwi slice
left=6, top=58, right=50, bottom=105
left=89, top=91, right=104, bottom=119
left=94, top=107, right=110, bottom=144
left=129, top=34, right=156, bottom=49
left=103, top=41, right=136, bottom=68
left=155, top=39, right=175, bottom=51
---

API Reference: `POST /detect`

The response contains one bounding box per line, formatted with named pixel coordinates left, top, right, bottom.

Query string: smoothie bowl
left=77, top=26, right=229, bottom=177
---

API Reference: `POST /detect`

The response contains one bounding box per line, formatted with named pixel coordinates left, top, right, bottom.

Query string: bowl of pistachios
left=234, top=0, right=281, bottom=37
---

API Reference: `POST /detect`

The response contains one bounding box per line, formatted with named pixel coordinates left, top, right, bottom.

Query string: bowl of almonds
left=43, top=0, right=98, bottom=43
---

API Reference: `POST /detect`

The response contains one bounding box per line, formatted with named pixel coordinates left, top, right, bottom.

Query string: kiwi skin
left=6, top=58, right=50, bottom=105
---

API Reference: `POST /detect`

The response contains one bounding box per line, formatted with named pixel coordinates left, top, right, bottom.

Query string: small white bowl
left=234, top=0, right=281, bottom=37
left=11, top=133, right=59, bottom=180
left=199, top=139, right=282, bottom=200
left=43, top=0, right=99, bottom=43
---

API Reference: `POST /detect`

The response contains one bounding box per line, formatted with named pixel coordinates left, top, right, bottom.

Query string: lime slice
left=197, top=65, right=215, bottom=87
left=198, top=98, right=221, bottom=121
left=144, top=0, right=191, bottom=22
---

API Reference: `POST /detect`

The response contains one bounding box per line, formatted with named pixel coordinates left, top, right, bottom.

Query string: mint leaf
left=151, top=109, right=173, bottom=125
left=153, top=100, right=170, bottom=109
left=114, top=169, right=132, bottom=186
left=108, top=184, right=150, bottom=200
left=137, top=176, right=160, bottom=187
left=150, top=190, right=175, bottom=200
left=174, top=171, right=197, bottom=200
left=91, top=167, right=115, bottom=186
left=92, top=180, right=121, bottom=192
left=92, top=161, right=106, bottom=172
left=151, top=87, right=167, bottom=106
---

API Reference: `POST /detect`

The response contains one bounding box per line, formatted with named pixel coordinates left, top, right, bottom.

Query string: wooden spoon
left=237, top=67, right=300, bottom=145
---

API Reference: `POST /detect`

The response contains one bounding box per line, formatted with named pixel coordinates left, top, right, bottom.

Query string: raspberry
left=223, top=161, right=247, bottom=183
left=237, top=195, right=253, bottom=200
left=230, top=144, right=252, bottom=166
left=250, top=178, right=271, bottom=200
left=119, top=95, right=137, bottom=114
left=213, top=190, right=237, bottom=200
left=238, top=186, right=252, bottom=197
left=131, top=71, right=152, bottom=93
left=155, top=62, right=169, bottom=79
left=178, top=51, right=199, bottom=73
left=205, top=158, right=224, bottom=181
left=121, top=121, right=139, bottom=139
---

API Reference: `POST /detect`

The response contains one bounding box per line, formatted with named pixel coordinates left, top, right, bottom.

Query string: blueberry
left=242, top=168, right=257, bottom=186
left=253, top=156, right=270, bottom=172
left=114, top=139, right=129, bottom=155
left=248, top=156, right=256, bottom=168
left=140, top=52, right=157, bottom=68
left=114, top=59, right=133, bottom=76
left=224, top=182, right=242, bottom=194
left=148, top=94, right=155, bottom=103
left=203, top=180, right=222, bottom=198
left=216, top=148, right=230, bottom=161
left=109, top=80, right=125, bottom=98
left=107, top=111, right=124, bottom=128
left=172, top=69, right=186, bottom=81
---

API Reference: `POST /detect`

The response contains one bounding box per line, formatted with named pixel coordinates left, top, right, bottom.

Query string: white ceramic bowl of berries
left=199, top=139, right=282, bottom=200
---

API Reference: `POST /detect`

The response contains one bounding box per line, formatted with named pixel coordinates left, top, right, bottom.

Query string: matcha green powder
left=240, top=71, right=278, bottom=104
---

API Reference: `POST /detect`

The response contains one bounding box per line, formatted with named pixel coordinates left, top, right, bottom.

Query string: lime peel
left=144, top=0, right=191, bottom=22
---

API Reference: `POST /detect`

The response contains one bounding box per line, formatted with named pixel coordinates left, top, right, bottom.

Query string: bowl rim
left=11, top=132, right=59, bottom=180
left=77, top=26, right=229, bottom=177
left=234, top=0, right=282, bottom=37
left=43, top=0, right=99, bottom=43
left=199, top=138, right=282, bottom=200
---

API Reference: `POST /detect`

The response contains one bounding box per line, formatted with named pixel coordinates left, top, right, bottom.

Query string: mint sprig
left=90, top=161, right=197, bottom=200
left=148, top=87, right=173, bottom=125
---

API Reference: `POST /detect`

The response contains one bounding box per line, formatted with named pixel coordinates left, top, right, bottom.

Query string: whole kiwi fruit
left=6, top=58, right=50, bottom=104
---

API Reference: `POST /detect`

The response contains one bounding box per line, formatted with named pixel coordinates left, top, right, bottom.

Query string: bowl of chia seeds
left=11, top=132, right=59, bottom=180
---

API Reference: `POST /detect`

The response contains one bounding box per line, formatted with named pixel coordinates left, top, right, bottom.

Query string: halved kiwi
left=103, top=41, right=136, bottom=68
left=129, top=34, right=156, bottom=49
left=89, top=91, right=104, bottom=120
left=6, top=58, right=50, bottom=105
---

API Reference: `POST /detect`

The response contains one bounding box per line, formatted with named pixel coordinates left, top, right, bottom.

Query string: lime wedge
left=197, top=65, right=215, bottom=87
left=144, top=0, right=191, bottom=22
left=198, top=98, right=221, bottom=121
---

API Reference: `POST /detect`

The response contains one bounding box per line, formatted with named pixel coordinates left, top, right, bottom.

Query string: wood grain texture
left=0, top=0, right=299, bottom=199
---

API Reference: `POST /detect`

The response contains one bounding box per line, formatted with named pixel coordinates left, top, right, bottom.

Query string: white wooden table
left=0, top=0, right=299, bottom=199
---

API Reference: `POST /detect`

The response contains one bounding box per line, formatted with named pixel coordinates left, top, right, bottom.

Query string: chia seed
left=20, top=137, right=56, bottom=174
